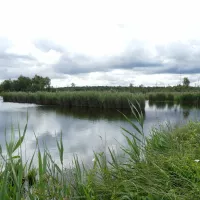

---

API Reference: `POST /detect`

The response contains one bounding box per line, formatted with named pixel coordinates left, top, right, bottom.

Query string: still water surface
left=0, top=98, right=199, bottom=166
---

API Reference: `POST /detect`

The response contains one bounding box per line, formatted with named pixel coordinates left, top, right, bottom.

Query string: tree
left=31, top=75, right=51, bottom=91
left=1, top=79, right=12, bottom=91
left=17, top=75, right=32, bottom=91
left=0, top=75, right=51, bottom=92
left=71, top=83, right=76, bottom=87
left=183, top=77, right=190, bottom=87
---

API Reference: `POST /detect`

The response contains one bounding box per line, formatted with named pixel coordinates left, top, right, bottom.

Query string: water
left=0, top=98, right=199, bottom=167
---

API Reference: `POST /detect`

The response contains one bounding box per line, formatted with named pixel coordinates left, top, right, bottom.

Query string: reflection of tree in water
left=183, top=110, right=190, bottom=119
left=149, top=101, right=176, bottom=110
left=37, top=106, right=146, bottom=121
left=148, top=101, right=167, bottom=109
left=173, top=104, right=180, bottom=113
left=148, top=101, right=154, bottom=108
left=155, top=102, right=167, bottom=109
left=167, top=102, right=174, bottom=109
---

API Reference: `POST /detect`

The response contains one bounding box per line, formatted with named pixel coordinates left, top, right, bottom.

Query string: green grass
left=148, top=92, right=200, bottom=106
left=175, top=92, right=200, bottom=105
left=148, top=92, right=176, bottom=102
left=1, top=91, right=145, bottom=110
left=3, top=91, right=200, bottom=109
left=1, top=103, right=200, bottom=199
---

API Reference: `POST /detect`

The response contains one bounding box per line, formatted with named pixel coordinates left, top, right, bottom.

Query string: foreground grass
left=1, top=104, right=200, bottom=199
left=1, top=91, right=145, bottom=110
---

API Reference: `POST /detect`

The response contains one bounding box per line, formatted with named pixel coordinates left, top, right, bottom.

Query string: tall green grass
left=148, top=92, right=175, bottom=102
left=148, top=92, right=200, bottom=106
left=175, top=92, right=200, bottom=105
left=1, top=102, right=200, bottom=199
left=4, top=91, right=200, bottom=109
left=2, top=91, right=145, bottom=110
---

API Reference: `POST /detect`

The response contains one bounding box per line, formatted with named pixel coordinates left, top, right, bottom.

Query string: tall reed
left=2, top=91, right=145, bottom=110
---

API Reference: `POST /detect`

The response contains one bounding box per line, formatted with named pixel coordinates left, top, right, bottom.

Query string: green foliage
left=0, top=75, right=50, bottom=92
left=0, top=79, right=13, bottom=91
left=4, top=90, right=200, bottom=108
left=52, top=84, right=200, bottom=93
left=148, top=92, right=200, bottom=106
left=183, top=77, right=190, bottom=87
left=148, top=93, right=167, bottom=101
left=175, top=92, right=200, bottom=105
left=2, top=91, right=145, bottom=110
left=31, top=75, right=51, bottom=92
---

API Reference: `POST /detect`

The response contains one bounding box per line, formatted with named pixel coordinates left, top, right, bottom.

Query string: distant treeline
left=0, top=75, right=50, bottom=92
left=1, top=75, right=200, bottom=93
left=54, top=85, right=200, bottom=93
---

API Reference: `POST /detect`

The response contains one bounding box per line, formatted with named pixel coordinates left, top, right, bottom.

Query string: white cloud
left=0, top=0, right=200, bottom=85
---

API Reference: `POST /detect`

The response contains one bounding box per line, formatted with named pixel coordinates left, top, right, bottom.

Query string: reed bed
left=148, top=92, right=175, bottom=102
left=2, top=91, right=145, bottom=110
left=3, top=91, right=200, bottom=108
left=148, top=92, right=200, bottom=105
left=175, top=92, right=200, bottom=105
left=1, top=103, right=200, bottom=199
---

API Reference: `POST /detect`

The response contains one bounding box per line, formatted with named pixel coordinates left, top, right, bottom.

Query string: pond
left=0, top=98, right=199, bottom=167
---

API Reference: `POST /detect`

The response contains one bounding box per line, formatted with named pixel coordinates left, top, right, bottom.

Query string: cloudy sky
left=0, top=0, right=200, bottom=86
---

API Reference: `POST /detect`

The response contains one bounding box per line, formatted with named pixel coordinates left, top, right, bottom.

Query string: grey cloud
left=155, top=66, right=200, bottom=74
left=152, top=41, right=200, bottom=74
left=0, top=38, right=59, bottom=79
left=2, top=37, right=200, bottom=82
left=158, top=42, right=200, bottom=61
left=0, top=52, right=41, bottom=79
left=53, top=54, right=97, bottom=74
left=34, top=39, right=64, bottom=53
left=52, top=40, right=200, bottom=76
left=53, top=49, right=162, bottom=75
left=157, top=43, right=191, bottom=62
left=0, top=52, right=35, bottom=63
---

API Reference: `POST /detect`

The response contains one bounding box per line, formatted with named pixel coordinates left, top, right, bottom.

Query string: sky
left=0, top=0, right=200, bottom=87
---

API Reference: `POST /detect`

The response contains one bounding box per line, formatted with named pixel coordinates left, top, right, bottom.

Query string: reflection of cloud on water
left=25, top=117, right=128, bottom=167
left=0, top=102, right=37, bottom=112
left=30, top=114, right=61, bottom=137
left=2, top=101, right=200, bottom=168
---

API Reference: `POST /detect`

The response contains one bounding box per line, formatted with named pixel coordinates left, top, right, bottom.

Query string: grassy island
left=1, top=91, right=145, bottom=110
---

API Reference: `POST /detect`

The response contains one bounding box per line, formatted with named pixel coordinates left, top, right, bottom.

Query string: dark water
left=0, top=97, right=199, bottom=166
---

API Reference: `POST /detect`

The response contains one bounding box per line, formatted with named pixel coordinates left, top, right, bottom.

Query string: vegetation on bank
left=0, top=74, right=200, bottom=94
left=3, top=91, right=200, bottom=108
left=148, top=92, right=200, bottom=105
left=1, top=104, right=200, bottom=199
left=1, top=91, right=145, bottom=110
left=2, top=75, right=200, bottom=108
